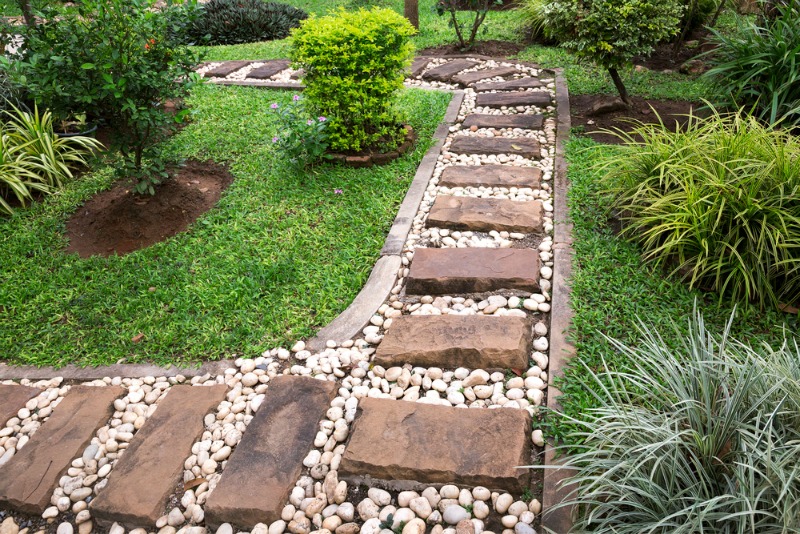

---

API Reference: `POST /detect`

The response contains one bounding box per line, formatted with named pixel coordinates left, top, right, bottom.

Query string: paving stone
left=462, top=113, right=544, bottom=130
left=0, top=386, right=123, bottom=514
left=473, top=78, right=544, bottom=92
left=428, top=195, right=543, bottom=234
left=422, top=60, right=479, bottom=82
left=439, top=164, right=542, bottom=189
left=0, top=384, right=38, bottom=426
left=406, top=248, right=540, bottom=295
left=452, top=67, right=520, bottom=86
left=205, top=376, right=338, bottom=529
left=409, top=57, right=432, bottom=78
left=449, top=137, right=541, bottom=159
left=475, top=91, right=552, bottom=108
left=374, top=315, right=532, bottom=369
left=204, top=61, right=253, bottom=78
left=90, top=385, right=227, bottom=528
left=339, top=397, right=531, bottom=491
left=246, top=60, right=290, bottom=79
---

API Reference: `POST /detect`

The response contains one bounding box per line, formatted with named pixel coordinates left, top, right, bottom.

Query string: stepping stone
left=409, top=57, right=431, bottom=78
left=204, top=61, right=252, bottom=78
left=439, top=164, right=542, bottom=189
left=247, top=60, right=290, bottom=80
left=452, top=66, right=520, bottom=86
left=428, top=195, right=543, bottom=234
left=474, top=78, right=544, bottom=92
left=406, top=248, right=540, bottom=295
left=0, top=384, right=38, bottom=426
left=0, top=386, right=124, bottom=514
left=422, top=59, right=479, bottom=82
left=205, top=376, right=337, bottom=529
left=462, top=113, right=544, bottom=130
left=476, top=91, right=552, bottom=108
left=374, top=315, right=532, bottom=369
left=90, top=385, right=227, bottom=528
left=450, top=137, right=541, bottom=159
left=339, top=397, right=531, bottom=491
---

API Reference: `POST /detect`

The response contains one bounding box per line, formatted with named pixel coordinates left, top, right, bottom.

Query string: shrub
left=270, top=94, right=329, bottom=171
left=517, top=0, right=557, bottom=44
left=290, top=8, right=415, bottom=153
left=434, top=0, right=501, bottom=51
left=598, top=107, right=800, bottom=310
left=703, top=0, right=800, bottom=126
left=541, top=0, right=684, bottom=104
left=548, top=311, right=800, bottom=533
left=187, top=0, right=308, bottom=46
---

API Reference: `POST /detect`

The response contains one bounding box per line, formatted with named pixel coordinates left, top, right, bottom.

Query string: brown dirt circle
left=65, top=159, right=234, bottom=258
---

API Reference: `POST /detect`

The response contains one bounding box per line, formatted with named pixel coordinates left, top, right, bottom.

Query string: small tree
left=542, top=0, right=684, bottom=105
left=435, top=0, right=501, bottom=51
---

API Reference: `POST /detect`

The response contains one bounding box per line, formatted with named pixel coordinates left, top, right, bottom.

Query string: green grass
left=0, top=85, right=451, bottom=368
left=547, top=136, right=798, bottom=447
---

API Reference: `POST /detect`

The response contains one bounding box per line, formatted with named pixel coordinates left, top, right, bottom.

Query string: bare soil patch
left=419, top=40, right=525, bottom=58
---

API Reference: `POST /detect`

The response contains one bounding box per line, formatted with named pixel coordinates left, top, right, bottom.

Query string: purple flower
left=318, top=116, right=327, bottom=122
left=307, top=119, right=314, bottom=125
left=293, top=94, right=301, bottom=101
left=270, top=103, right=279, bottom=109
left=334, top=188, right=343, bottom=195
left=272, top=136, right=279, bottom=143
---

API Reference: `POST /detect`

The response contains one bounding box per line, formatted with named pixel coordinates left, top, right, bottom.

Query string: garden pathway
left=0, top=57, right=564, bottom=534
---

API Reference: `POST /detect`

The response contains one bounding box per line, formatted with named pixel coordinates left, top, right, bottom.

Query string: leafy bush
left=187, top=0, right=308, bottom=46
left=434, top=0, right=501, bottom=51
left=0, top=106, right=101, bottom=215
left=703, top=0, right=800, bottom=126
left=290, top=8, right=415, bottom=153
left=549, top=311, right=800, bottom=532
left=270, top=95, right=329, bottom=171
left=599, top=108, right=800, bottom=309
left=541, top=0, right=684, bottom=103
left=517, top=0, right=557, bottom=44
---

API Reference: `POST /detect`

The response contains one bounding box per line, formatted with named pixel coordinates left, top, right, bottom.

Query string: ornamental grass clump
left=550, top=311, right=800, bottom=533
left=289, top=8, right=415, bottom=153
left=598, top=107, right=800, bottom=310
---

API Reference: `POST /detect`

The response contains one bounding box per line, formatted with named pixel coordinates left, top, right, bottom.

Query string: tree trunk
left=608, top=67, right=630, bottom=106
left=709, top=0, right=727, bottom=27
left=404, top=0, right=419, bottom=30
left=17, top=0, right=35, bottom=28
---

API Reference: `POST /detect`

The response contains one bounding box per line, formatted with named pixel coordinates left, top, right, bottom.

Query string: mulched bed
left=419, top=40, right=526, bottom=58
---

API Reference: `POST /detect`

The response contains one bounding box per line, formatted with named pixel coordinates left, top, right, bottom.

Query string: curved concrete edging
left=540, top=69, right=577, bottom=533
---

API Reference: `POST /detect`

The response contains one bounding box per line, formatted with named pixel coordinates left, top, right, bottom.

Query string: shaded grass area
left=548, top=136, right=799, bottom=446
left=0, top=85, right=452, bottom=367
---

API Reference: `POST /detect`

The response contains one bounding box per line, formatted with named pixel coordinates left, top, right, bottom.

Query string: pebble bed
left=0, top=58, right=556, bottom=534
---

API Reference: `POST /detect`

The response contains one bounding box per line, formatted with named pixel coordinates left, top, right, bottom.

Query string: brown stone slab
left=204, top=61, right=252, bottom=78
left=205, top=376, right=337, bottom=529
left=409, top=57, right=431, bottom=78
left=474, top=78, right=544, bottom=92
left=339, top=397, right=531, bottom=491
left=452, top=67, right=520, bottom=86
left=374, top=315, right=531, bottom=369
left=422, top=59, right=479, bottom=82
left=247, top=60, right=290, bottom=80
left=406, top=248, right=540, bottom=295
left=476, top=91, right=552, bottom=108
left=0, top=384, right=38, bottom=426
left=450, top=137, right=541, bottom=159
left=0, top=386, right=123, bottom=514
left=428, top=195, right=543, bottom=234
left=440, top=164, right=542, bottom=189
left=462, top=114, right=544, bottom=130
left=90, top=385, right=228, bottom=528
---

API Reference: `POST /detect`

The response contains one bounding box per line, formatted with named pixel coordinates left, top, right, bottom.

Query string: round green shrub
left=188, top=0, right=308, bottom=46
left=290, top=8, right=416, bottom=153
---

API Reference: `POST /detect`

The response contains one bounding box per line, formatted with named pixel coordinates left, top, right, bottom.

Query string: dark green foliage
left=187, top=0, right=308, bottom=45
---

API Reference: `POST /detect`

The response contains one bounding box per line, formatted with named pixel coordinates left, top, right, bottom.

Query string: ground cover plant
left=185, top=0, right=308, bottom=46
left=0, top=85, right=451, bottom=367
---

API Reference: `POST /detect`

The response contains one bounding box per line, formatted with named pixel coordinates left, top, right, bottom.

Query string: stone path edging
left=0, top=361, right=235, bottom=381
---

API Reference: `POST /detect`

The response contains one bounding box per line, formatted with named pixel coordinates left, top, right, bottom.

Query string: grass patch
left=0, top=84, right=451, bottom=368
left=548, top=136, right=798, bottom=447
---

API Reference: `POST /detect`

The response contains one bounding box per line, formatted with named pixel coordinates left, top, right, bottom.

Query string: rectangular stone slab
left=406, top=248, right=540, bottom=294
left=374, top=315, right=532, bottom=369
left=409, top=58, right=431, bottom=78
left=452, top=67, right=520, bottom=86
left=0, top=385, right=123, bottom=514
left=422, top=59, right=479, bottom=82
left=339, top=397, right=532, bottom=492
left=247, top=60, right=290, bottom=79
left=90, top=385, right=228, bottom=528
left=204, top=376, right=338, bottom=529
left=440, top=165, right=542, bottom=189
left=449, top=137, right=541, bottom=159
left=462, top=114, right=544, bottom=131
left=428, top=195, right=543, bottom=234
left=476, top=91, right=552, bottom=108
left=474, top=78, right=544, bottom=92
left=0, top=384, right=38, bottom=426
left=204, top=61, right=252, bottom=78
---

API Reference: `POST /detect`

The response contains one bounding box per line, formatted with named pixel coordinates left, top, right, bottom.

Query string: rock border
left=327, top=125, right=417, bottom=168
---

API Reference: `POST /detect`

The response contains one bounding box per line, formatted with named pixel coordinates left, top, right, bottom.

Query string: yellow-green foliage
left=290, top=8, right=415, bottom=152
